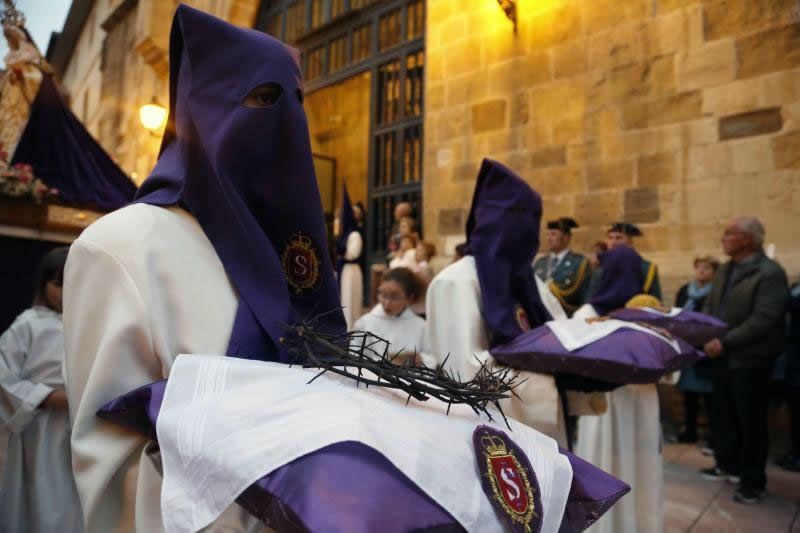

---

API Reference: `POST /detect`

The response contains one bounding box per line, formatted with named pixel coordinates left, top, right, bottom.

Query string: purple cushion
left=490, top=323, right=704, bottom=386
left=98, top=380, right=630, bottom=532
left=608, top=308, right=727, bottom=348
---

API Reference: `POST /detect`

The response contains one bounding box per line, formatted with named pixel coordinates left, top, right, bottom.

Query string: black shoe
left=733, top=486, right=764, bottom=504
left=678, top=431, right=698, bottom=443
left=701, top=467, right=740, bottom=483
left=776, top=454, right=800, bottom=472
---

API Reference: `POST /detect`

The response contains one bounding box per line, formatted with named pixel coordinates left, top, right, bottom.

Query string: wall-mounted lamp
left=496, top=0, right=518, bottom=33
left=139, top=99, right=167, bottom=133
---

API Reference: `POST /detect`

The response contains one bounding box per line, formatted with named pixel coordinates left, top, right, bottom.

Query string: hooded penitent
left=335, top=184, right=357, bottom=287
left=465, top=159, right=552, bottom=347
left=589, top=245, right=646, bottom=315
left=134, top=5, right=345, bottom=363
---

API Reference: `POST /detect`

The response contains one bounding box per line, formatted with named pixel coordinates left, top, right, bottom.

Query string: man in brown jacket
left=700, top=217, right=789, bottom=504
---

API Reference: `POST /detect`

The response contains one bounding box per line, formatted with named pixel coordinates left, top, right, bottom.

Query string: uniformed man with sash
left=588, top=222, right=662, bottom=302
left=533, top=217, right=592, bottom=316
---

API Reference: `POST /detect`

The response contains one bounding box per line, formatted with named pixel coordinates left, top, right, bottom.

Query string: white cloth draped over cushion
left=156, top=355, right=574, bottom=533
left=572, top=304, right=663, bottom=533
left=422, top=256, right=567, bottom=445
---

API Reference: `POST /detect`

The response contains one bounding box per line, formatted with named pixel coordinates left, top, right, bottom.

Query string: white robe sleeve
left=344, top=231, right=362, bottom=261
left=0, top=321, right=54, bottom=432
left=63, top=237, right=162, bottom=533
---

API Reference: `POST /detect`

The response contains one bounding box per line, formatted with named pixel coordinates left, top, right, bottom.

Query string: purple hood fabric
left=608, top=308, right=727, bottom=348
left=589, top=246, right=646, bottom=315
left=465, top=159, right=552, bottom=347
left=98, top=380, right=628, bottom=532
left=490, top=323, right=704, bottom=388
left=12, top=74, right=137, bottom=210
left=133, top=5, right=345, bottom=363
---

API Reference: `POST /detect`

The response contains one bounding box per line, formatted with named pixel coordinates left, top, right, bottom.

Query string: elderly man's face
left=607, top=231, right=632, bottom=250
left=721, top=220, right=753, bottom=257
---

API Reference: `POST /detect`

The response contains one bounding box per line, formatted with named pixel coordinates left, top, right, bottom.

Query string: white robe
left=0, top=307, right=83, bottom=533
left=62, top=204, right=266, bottom=533
left=573, top=304, right=663, bottom=533
left=422, top=256, right=568, bottom=445
left=353, top=304, right=425, bottom=356
left=340, top=231, right=363, bottom=330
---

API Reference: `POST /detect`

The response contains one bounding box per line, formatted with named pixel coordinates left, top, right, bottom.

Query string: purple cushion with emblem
left=98, top=381, right=628, bottom=532
left=490, top=323, right=704, bottom=386
left=608, top=308, right=727, bottom=348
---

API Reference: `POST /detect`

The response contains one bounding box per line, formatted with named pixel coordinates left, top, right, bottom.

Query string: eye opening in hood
left=243, top=82, right=284, bottom=108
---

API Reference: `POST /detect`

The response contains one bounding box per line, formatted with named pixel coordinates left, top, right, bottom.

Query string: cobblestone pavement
left=663, top=443, right=800, bottom=533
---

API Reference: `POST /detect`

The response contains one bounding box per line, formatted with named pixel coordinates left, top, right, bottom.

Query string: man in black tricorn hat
left=533, top=217, right=592, bottom=316
left=588, top=222, right=662, bottom=302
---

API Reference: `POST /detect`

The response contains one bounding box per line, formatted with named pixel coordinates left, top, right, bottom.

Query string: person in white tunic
left=423, top=159, right=569, bottom=444
left=62, top=6, right=346, bottom=532
left=336, top=186, right=363, bottom=329
left=0, top=247, right=83, bottom=533
left=573, top=244, right=664, bottom=533
left=353, top=267, right=425, bottom=364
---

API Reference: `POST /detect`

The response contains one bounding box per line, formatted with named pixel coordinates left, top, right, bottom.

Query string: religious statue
left=0, top=0, right=51, bottom=160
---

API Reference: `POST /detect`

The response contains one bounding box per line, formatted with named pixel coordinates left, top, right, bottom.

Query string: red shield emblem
left=281, top=234, right=320, bottom=294
left=473, top=426, right=542, bottom=533
left=489, top=454, right=529, bottom=514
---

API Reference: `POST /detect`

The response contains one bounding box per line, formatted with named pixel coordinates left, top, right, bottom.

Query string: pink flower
left=49, top=188, right=59, bottom=196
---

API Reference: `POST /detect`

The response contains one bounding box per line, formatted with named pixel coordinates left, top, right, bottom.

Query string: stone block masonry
left=424, top=0, right=800, bottom=284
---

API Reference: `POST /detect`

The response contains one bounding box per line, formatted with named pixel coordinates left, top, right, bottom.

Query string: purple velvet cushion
left=98, top=381, right=630, bottom=532
left=608, top=308, right=727, bottom=348
left=490, top=323, right=704, bottom=385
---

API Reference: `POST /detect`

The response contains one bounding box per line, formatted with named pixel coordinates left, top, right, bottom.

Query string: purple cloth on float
left=608, top=308, right=727, bottom=348
left=12, top=75, right=137, bottom=210
left=133, top=6, right=346, bottom=364
left=589, top=246, right=647, bottom=315
left=98, top=380, right=629, bottom=532
left=464, top=159, right=553, bottom=347
left=490, top=324, right=704, bottom=385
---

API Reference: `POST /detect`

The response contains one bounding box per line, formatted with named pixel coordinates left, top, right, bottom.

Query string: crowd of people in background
left=332, top=198, right=799, bottom=507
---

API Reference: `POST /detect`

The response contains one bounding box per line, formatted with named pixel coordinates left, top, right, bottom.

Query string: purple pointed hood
left=134, top=5, right=345, bottom=362
left=466, top=159, right=552, bottom=347
left=589, top=245, right=646, bottom=315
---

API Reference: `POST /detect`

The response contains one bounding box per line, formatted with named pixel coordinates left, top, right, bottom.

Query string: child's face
left=377, top=280, right=412, bottom=316
left=398, top=220, right=412, bottom=235
left=400, top=237, right=414, bottom=252
left=46, top=280, right=63, bottom=313
left=415, top=243, right=427, bottom=262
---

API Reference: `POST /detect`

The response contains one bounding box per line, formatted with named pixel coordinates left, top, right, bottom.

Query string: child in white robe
left=0, top=247, right=83, bottom=533
left=354, top=267, right=424, bottom=365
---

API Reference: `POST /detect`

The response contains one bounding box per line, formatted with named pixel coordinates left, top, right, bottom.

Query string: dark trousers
left=682, top=391, right=712, bottom=439
left=788, top=385, right=800, bottom=456
left=711, top=367, right=771, bottom=490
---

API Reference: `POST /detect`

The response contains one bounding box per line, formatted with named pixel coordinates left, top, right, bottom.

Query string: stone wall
left=424, top=0, right=800, bottom=300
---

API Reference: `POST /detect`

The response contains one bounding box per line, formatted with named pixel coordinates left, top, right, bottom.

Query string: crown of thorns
left=282, top=310, right=523, bottom=429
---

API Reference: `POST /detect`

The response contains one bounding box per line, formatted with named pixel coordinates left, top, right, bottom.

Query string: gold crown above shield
left=481, top=433, right=509, bottom=456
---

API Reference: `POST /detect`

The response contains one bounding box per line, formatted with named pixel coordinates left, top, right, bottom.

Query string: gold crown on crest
left=288, top=232, right=313, bottom=248
left=480, top=433, right=509, bottom=456
left=1, top=0, right=25, bottom=28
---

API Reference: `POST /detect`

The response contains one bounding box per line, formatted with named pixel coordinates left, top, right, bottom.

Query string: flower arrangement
left=0, top=150, right=59, bottom=203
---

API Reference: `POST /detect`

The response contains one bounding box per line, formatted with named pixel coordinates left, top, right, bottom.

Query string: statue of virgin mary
left=0, top=0, right=51, bottom=160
